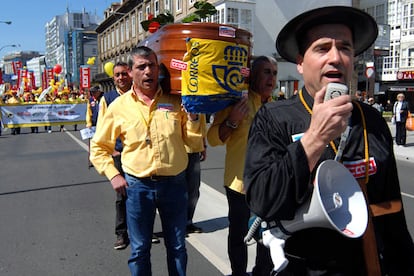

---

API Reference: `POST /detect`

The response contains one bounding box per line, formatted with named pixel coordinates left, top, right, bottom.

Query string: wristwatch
left=189, top=114, right=199, bottom=122
left=225, top=119, right=238, bottom=129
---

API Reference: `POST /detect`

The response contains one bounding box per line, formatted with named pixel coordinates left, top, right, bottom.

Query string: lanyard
left=299, top=90, right=338, bottom=154
left=137, top=95, right=160, bottom=145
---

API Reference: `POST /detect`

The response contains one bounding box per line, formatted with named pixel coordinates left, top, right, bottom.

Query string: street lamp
left=0, top=20, right=12, bottom=25
left=0, top=44, right=20, bottom=52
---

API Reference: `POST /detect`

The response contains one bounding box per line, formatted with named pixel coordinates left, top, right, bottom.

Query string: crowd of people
left=0, top=86, right=87, bottom=135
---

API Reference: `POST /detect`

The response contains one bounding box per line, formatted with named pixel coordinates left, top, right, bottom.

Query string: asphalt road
left=0, top=126, right=223, bottom=276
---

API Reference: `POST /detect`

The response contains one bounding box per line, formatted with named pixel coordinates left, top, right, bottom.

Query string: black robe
left=244, top=87, right=414, bottom=275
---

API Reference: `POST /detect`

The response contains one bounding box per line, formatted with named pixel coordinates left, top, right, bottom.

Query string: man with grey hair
left=90, top=46, right=202, bottom=275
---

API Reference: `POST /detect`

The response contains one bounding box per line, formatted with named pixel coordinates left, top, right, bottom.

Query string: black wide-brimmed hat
left=276, top=6, right=378, bottom=63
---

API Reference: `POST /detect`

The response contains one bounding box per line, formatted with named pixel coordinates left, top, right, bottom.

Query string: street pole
left=0, top=44, right=20, bottom=52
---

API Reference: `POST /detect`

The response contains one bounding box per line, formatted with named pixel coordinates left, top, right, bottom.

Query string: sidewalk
left=387, top=122, right=414, bottom=163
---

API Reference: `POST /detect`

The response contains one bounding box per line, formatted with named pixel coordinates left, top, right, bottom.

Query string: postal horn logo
left=212, top=45, right=248, bottom=93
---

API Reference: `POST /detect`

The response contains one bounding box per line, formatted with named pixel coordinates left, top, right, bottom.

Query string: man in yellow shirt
left=207, top=56, right=277, bottom=276
left=90, top=46, right=202, bottom=275
left=96, top=61, right=135, bottom=250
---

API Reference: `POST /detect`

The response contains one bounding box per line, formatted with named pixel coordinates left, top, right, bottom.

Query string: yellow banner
left=181, top=38, right=249, bottom=113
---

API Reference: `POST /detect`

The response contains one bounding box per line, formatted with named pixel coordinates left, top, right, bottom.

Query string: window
left=116, top=25, right=120, bottom=46
left=73, top=13, right=83, bottom=29
left=366, top=7, right=375, bottom=18
left=125, top=18, right=130, bottom=41
left=138, top=11, right=143, bottom=33
left=120, top=21, right=125, bottom=43
left=165, top=0, right=171, bottom=11
left=146, top=5, right=151, bottom=18
left=211, top=11, right=219, bottom=23
left=111, top=29, right=115, bottom=49
left=227, top=8, right=239, bottom=25
left=131, top=14, right=136, bottom=38
left=409, top=48, right=414, bottom=67
left=376, top=4, right=385, bottom=25
left=240, top=9, right=252, bottom=31
left=176, top=0, right=182, bottom=12
left=155, top=0, right=159, bottom=16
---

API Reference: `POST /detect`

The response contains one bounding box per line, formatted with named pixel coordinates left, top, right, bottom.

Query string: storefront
left=381, top=82, right=414, bottom=112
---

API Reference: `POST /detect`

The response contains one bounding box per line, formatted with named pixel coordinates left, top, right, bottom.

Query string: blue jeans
left=125, top=172, right=188, bottom=276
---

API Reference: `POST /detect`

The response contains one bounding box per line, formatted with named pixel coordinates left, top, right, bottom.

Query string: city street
left=0, top=124, right=413, bottom=275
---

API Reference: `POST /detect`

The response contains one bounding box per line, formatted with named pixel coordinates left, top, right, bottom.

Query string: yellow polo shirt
left=90, top=87, right=202, bottom=180
left=207, top=91, right=271, bottom=194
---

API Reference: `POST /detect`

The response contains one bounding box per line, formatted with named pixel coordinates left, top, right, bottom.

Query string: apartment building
left=361, top=0, right=414, bottom=109
left=44, top=9, right=101, bottom=88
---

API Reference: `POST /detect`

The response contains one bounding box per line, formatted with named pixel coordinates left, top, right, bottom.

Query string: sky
left=0, top=0, right=112, bottom=60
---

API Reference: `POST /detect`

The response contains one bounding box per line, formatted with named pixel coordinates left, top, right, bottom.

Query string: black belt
left=142, top=175, right=171, bottom=182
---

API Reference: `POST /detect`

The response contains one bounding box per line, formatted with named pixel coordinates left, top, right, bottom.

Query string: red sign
left=170, top=59, right=187, bottom=71
left=80, top=66, right=90, bottom=89
left=29, top=71, right=35, bottom=90
left=12, top=61, right=22, bottom=75
left=397, top=71, right=414, bottom=80
left=365, top=67, right=374, bottom=78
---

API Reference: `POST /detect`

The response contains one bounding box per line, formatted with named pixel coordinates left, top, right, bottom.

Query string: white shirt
left=394, top=101, right=403, bottom=122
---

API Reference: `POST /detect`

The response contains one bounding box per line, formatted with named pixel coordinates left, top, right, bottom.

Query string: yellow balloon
left=104, top=62, right=114, bottom=77
left=87, top=57, right=96, bottom=65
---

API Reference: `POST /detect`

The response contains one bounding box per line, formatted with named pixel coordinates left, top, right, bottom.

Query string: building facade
left=360, top=0, right=414, bottom=109
left=44, top=9, right=101, bottom=89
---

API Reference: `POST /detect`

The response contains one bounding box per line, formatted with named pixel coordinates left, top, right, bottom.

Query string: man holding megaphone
left=244, top=6, right=414, bottom=275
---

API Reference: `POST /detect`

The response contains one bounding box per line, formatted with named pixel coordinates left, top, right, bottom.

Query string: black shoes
left=186, top=224, right=203, bottom=234
left=114, top=235, right=129, bottom=250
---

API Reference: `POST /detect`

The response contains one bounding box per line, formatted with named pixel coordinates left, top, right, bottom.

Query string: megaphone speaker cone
left=316, top=160, right=368, bottom=238
left=280, top=160, right=368, bottom=238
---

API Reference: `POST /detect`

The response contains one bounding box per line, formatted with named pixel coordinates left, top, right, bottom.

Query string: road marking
left=65, top=129, right=89, bottom=151
left=402, top=192, right=414, bottom=199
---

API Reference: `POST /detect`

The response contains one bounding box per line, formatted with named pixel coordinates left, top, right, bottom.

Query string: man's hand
left=219, top=97, right=249, bottom=142
left=228, top=96, right=249, bottom=124
left=200, top=149, right=207, bottom=162
left=110, top=174, right=128, bottom=196
left=301, top=86, right=353, bottom=170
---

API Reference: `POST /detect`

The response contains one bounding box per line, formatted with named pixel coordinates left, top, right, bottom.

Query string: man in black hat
left=244, top=5, right=414, bottom=275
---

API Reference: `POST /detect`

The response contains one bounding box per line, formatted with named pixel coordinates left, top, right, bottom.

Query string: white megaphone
left=262, top=159, right=368, bottom=273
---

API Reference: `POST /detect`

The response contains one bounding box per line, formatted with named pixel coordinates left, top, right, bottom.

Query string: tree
left=140, top=12, right=175, bottom=32
left=182, top=1, right=217, bottom=23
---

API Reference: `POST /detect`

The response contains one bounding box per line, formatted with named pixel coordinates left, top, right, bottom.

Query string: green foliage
left=140, top=12, right=175, bottom=31
left=182, top=1, right=217, bottom=23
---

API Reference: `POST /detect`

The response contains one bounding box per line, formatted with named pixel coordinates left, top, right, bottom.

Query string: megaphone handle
left=244, top=216, right=262, bottom=243
left=262, top=229, right=289, bottom=273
